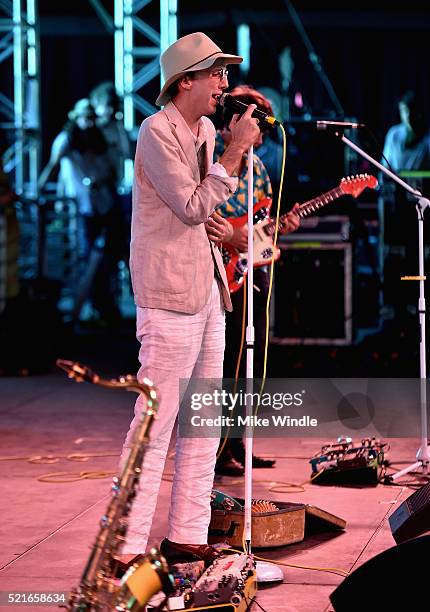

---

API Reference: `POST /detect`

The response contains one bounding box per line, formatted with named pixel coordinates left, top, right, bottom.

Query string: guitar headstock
left=339, top=174, right=378, bottom=198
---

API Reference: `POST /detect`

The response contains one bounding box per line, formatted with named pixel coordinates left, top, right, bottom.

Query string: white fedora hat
left=156, top=32, right=242, bottom=107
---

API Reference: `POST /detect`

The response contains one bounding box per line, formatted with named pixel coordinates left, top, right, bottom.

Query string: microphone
left=316, top=120, right=365, bottom=130
left=218, top=93, right=280, bottom=127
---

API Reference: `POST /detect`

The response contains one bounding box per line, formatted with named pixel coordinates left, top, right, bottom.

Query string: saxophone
left=57, top=360, right=173, bottom=611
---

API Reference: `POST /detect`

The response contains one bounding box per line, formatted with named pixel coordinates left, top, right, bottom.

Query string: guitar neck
left=264, top=186, right=344, bottom=236
left=297, top=186, right=344, bottom=217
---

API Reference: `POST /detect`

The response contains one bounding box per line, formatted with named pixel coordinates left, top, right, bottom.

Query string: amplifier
left=271, top=241, right=353, bottom=345
left=280, top=215, right=350, bottom=243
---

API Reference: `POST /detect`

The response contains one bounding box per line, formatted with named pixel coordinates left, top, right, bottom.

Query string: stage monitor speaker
left=330, top=535, right=430, bottom=611
left=389, top=480, right=430, bottom=544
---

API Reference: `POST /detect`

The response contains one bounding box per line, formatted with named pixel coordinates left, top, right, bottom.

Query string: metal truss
left=114, top=0, right=177, bottom=133
left=0, top=0, right=40, bottom=197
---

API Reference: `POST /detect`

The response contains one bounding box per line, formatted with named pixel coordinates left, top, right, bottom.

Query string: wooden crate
left=209, top=501, right=306, bottom=548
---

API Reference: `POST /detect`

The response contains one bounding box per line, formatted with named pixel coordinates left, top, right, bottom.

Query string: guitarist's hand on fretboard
left=279, top=202, right=301, bottom=235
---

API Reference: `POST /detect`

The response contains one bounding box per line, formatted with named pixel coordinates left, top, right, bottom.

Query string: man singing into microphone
left=116, top=32, right=260, bottom=569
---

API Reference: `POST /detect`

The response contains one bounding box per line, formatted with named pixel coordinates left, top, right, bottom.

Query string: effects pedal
left=148, top=553, right=257, bottom=611
left=185, top=553, right=256, bottom=610
left=310, top=437, right=388, bottom=484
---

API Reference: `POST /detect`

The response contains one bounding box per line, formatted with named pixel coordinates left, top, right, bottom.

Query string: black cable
left=245, top=594, right=271, bottom=612
left=383, top=477, right=429, bottom=490
left=363, top=124, right=395, bottom=174
left=283, top=0, right=344, bottom=117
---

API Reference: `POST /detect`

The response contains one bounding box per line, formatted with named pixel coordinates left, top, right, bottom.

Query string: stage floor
left=0, top=371, right=426, bottom=611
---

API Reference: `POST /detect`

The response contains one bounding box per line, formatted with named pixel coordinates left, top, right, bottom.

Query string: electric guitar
left=222, top=173, right=378, bottom=294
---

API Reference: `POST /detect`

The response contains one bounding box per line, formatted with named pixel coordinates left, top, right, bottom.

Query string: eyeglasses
left=209, top=68, right=229, bottom=81
left=189, top=67, right=229, bottom=82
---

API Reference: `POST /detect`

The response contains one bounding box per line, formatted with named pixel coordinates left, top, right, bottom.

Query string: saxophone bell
left=115, top=548, right=175, bottom=611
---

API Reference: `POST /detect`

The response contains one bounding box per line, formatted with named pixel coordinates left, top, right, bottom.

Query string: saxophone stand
left=334, top=132, right=430, bottom=482
left=244, top=145, right=283, bottom=583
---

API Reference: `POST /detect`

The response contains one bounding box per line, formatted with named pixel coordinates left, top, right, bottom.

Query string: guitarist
left=205, top=86, right=301, bottom=476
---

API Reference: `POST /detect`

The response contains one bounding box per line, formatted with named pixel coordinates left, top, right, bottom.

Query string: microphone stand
left=336, top=132, right=430, bottom=481
left=244, top=144, right=254, bottom=556
left=245, top=145, right=283, bottom=582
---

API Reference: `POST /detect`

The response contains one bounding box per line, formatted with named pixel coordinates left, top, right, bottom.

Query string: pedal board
left=310, top=437, right=387, bottom=485
left=147, top=553, right=256, bottom=611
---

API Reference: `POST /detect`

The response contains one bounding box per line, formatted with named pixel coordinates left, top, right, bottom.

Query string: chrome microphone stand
left=337, top=132, right=430, bottom=481
left=244, top=144, right=254, bottom=555
left=244, top=145, right=283, bottom=581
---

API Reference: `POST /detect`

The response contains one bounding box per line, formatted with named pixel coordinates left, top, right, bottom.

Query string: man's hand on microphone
left=229, top=104, right=260, bottom=151
left=218, top=104, right=260, bottom=177
left=205, top=211, right=234, bottom=245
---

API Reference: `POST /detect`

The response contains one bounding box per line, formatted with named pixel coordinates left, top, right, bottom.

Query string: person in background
left=379, top=91, right=430, bottom=299
left=206, top=85, right=301, bottom=476
left=89, top=82, right=133, bottom=287
left=89, top=81, right=132, bottom=192
left=382, top=90, right=430, bottom=172
left=38, top=99, right=122, bottom=325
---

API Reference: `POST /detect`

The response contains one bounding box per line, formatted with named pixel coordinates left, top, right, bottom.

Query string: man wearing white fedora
left=117, top=32, right=260, bottom=569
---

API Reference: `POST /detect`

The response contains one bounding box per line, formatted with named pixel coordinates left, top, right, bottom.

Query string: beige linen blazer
left=130, top=102, right=234, bottom=314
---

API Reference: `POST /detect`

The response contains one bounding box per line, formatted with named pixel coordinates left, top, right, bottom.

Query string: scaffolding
left=114, top=0, right=177, bottom=185
left=1, top=0, right=177, bottom=193
left=0, top=0, right=40, bottom=198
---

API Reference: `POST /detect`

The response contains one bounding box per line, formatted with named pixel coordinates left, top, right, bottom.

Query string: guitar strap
left=197, top=140, right=207, bottom=183
left=197, top=140, right=231, bottom=308
left=198, top=140, right=219, bottom=278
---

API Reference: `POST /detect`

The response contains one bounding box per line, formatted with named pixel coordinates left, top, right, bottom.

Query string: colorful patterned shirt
left=214, top=133, right=272, bottom=218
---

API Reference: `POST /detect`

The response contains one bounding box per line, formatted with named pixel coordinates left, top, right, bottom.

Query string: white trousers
left=120, top=278, right=225, bottom=554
